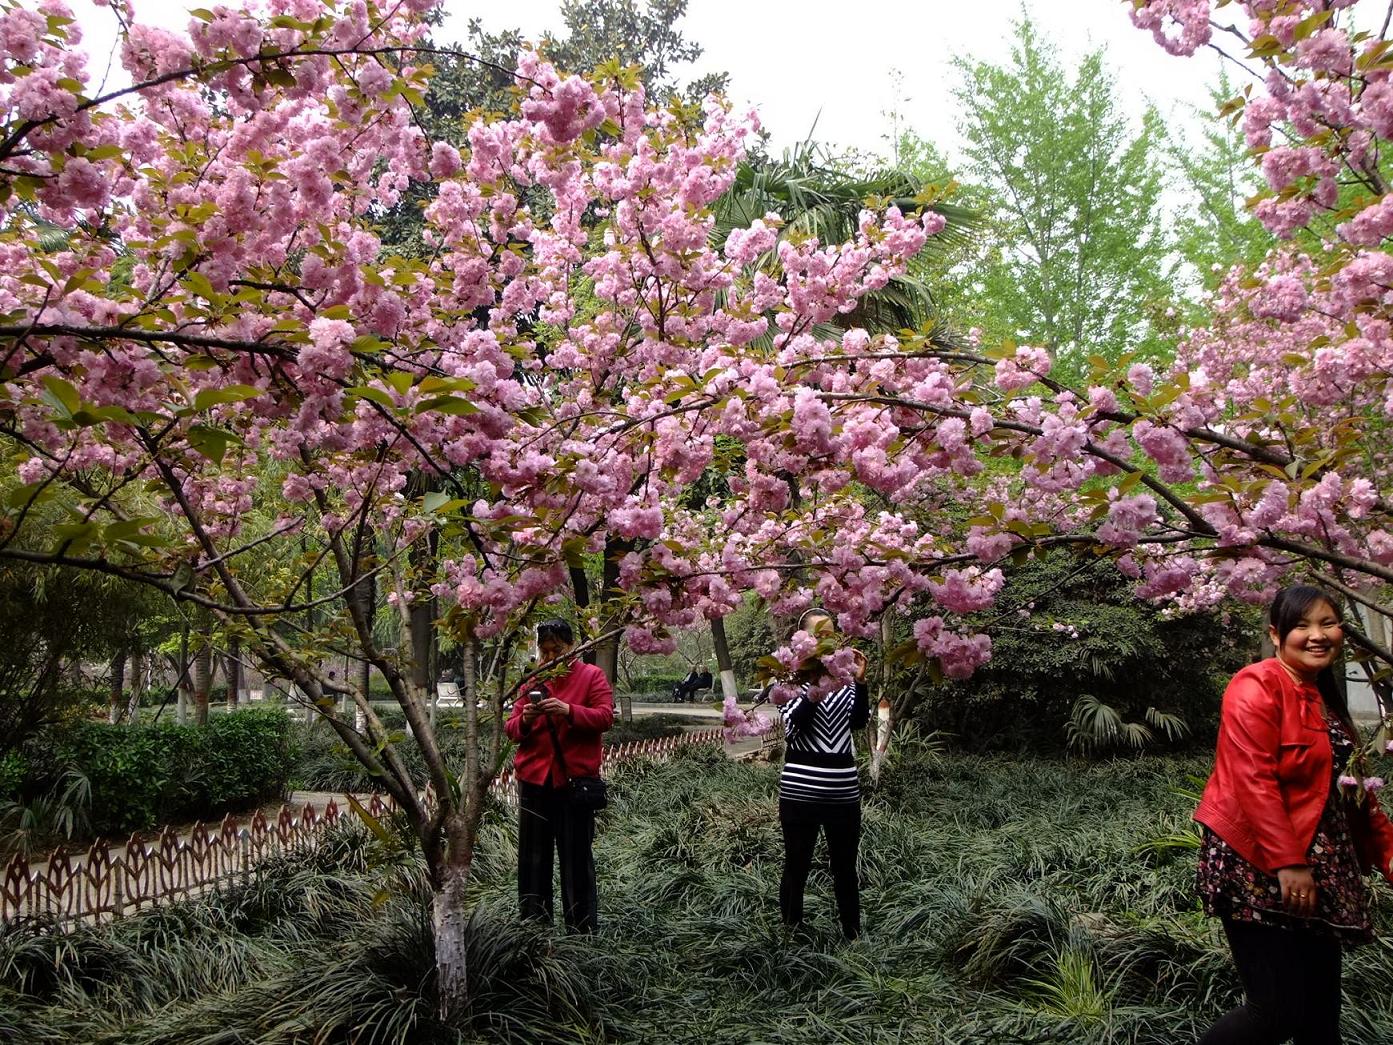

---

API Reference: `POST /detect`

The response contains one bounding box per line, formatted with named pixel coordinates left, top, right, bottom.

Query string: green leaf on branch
left=347, top=385, right=396, bottom=409
left=186, top=424, right=241, bottom=465
left=51, top=521, right=98, bottom=551
left=345, top=794, right=394, bottom=844
left=350, top=334, right=388, bottom=354
left=185, top=271, right=217, bottom=301
left=7, top=483, right=53, bottom=509
left=71, top=404, right=139, bottom=427
left=40, top=375, right=80, bottom=417
left=416, top=395, right=478, bottom=416
left=422, top=491, right=468, bottom=516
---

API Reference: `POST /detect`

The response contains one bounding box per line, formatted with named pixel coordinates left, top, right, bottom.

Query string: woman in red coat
left=1195, top=584, right=1393, bottom=1044
left=504, top=619, right=614, bottom=933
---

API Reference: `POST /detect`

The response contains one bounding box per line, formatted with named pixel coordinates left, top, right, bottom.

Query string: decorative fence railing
left=1, top=727, right=724, bottom=929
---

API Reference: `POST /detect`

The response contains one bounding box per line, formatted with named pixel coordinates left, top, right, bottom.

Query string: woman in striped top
left=778, top=614, right=870, bottom=939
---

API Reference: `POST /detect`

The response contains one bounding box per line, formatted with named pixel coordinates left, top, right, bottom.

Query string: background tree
left=953, top=15, right=1174, bottom=382
left=1166, top=72, right=1276, bottom=296
left=0, top=564, right=157, bottom=756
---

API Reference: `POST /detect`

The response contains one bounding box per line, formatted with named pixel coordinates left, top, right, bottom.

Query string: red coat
left=504, top=660, right=614, bottom=787
left=1195, top=658, right=1393, bottom=881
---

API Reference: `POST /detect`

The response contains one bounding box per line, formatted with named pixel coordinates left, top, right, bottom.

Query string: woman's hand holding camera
left=851, top=649, right=868, bottom=681
left=805, top=649, right=869, bottom=703
left=522, top=696, right=571, bottom=720
left=538, top=696, right=571, bottom=719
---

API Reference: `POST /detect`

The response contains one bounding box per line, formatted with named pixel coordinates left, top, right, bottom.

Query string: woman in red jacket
left=1195, top=584, right=1393, bottom=1044
left=504, top=619, right=614, bottom=933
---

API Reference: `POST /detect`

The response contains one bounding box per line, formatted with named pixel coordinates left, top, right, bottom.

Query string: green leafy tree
left=1166, top=73, right=1275, bottom=296
left=0, top=563, right=164, bottom=756
left=952, top=15, right=1174, bottom=382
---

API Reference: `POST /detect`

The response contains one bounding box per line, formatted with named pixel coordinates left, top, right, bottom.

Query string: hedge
left=54, top=707, right=296, bottom=836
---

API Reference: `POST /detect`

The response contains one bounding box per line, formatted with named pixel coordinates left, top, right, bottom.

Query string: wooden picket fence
left=1, top=727, right=724, bottom=929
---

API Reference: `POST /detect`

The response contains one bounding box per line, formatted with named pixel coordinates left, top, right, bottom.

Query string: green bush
left=290, top=707, right=498, bottom=794
left=0, top=750, right=24, bottom=799
left=49, top=707, right=295, bottom=835
left=909, top=552, right=1256, bottom=754
left=605, top=715, right=696, bottom=746
left=619, top=673, right=684, bottom=695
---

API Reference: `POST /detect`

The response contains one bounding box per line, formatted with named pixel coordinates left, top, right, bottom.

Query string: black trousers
left=1198, top=917, right=1343, bottom=1045
left=517, top=781, right=598, bottom=933
left=779, top=798, right=861, bottom=939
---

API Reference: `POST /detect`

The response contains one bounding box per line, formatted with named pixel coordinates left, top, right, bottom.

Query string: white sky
left=70, top=0, right=1229, bottom=162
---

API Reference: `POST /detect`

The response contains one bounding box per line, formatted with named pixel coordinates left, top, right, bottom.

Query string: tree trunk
left=192, top=619, right=213, bottom=726
left=107, top=647, right=126, bottom=725
left=432, top=859, right=472, bottom=1020
left=595, top=535, right=633, bottom=724
left=126, top=651, right=143, bottom=723
left=869, top=698, right=894, bottom=783
left=225, top=637, right=241, bottom=711
left=710, top=616, right=739, bottom=703
left=176, top=623, right=190, bottom=725
left=866, top=612, right=895, bottom=768
left=356, top=658, right=371, bottom=732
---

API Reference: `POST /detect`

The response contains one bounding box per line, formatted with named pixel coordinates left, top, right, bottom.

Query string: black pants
left=1198, top=917, right=1343, bottom=1045
left=517, top=781, right=597, bottom=933
left=779, top=799, right=861, bottom=939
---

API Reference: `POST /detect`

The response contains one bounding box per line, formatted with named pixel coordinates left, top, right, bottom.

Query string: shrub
left=618, top=673, right=684, bottom=696
left=0, top=750, right=23, bottom=799
left=44, top=707, right=295, bottom=836
left=908, top=552, right=1256, bottom=753
left=605, top=715, right=695, bottom=746
left=290, top=708, right=493, bottom=794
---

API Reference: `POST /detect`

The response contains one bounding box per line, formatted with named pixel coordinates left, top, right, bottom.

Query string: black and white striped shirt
left=779, top=682, right=870, bottom=804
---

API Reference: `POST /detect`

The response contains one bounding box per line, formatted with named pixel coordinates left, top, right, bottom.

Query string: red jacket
left=1195, top=658, right=1393, bottom=882
left=504, top=660, right=614, bottom=787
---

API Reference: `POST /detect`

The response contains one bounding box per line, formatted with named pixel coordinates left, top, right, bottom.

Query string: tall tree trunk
left=400, top=483, right=437, bottom=722
left=176, top=623, right=190, bottom=725
left=353, top=565, right=376, bottom=732
left=869, top=612, right=896, bottom=782
left=193, top=612, right=213, bottom=726
left=408, top=576, right=436, bottom=726
left=433, top=640, right=484, bottom=1019
left=225, top=637, right=241, bottom=711
left=710, top=617, right=739, bottom=703
left=595, top=536, right=633, bottom=724
left=126, top=651, right=143, bottom=723
left=107, top=646, right=126, bottom=725
left=432, top=816, right=474, bottom=1020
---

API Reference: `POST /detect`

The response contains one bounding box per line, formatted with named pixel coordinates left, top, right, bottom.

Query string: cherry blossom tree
left=1105, top=1, right=1393, bottom=691
left=10, top=0, right=1393, bottom=1014
left=0, top=0, right=957, bottom=1011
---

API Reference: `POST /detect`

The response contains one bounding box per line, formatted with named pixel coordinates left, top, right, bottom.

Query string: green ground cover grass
left=4, top=743, right=1391, bottom=1043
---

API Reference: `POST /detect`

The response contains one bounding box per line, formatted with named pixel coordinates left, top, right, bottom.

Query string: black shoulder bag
left=542, top=709, right=608, bottom=812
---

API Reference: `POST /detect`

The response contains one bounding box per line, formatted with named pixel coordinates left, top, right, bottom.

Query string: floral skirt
left=1196, top=799, right=1372, bottom=946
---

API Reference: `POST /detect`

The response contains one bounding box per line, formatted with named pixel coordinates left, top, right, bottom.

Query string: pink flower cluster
left=1128, top=0, right=1212, bottom=56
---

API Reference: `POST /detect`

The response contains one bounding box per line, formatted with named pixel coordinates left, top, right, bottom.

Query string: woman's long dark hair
left=1269, top=584, right=1355, bottom=736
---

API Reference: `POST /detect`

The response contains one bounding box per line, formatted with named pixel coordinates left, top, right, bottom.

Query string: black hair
left=536, top=618, right=574, bottom=645
left=1269, top=584, right=1353, bottom=734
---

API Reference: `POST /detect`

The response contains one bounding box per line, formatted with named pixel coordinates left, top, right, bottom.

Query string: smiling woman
left=1192, top=584, right=1393, bottom=1044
